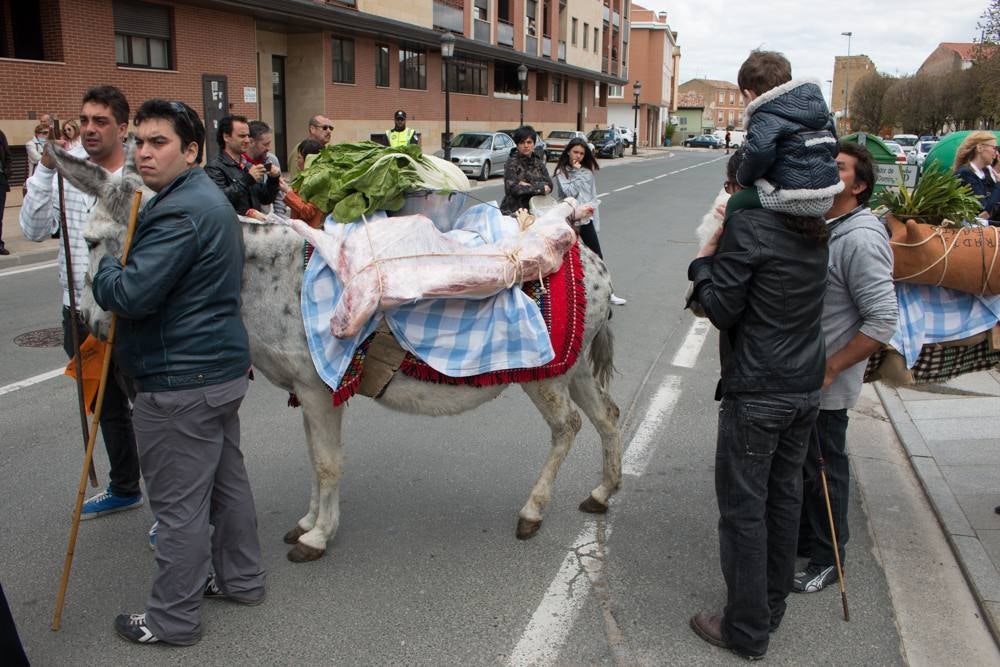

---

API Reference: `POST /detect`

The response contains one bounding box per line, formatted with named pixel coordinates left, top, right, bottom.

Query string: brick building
left=0, top=0, right=627, bottom=199
left=606, top=3, right=679, bottom=147
left=677, top=78, right=743, bottom=133
left=830, top=54, right=875, bottom=134
left=917, top=42, right=984, bottom=76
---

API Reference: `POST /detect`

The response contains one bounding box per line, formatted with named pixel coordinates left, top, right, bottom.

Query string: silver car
left=433, top=131, right=515, bottom=181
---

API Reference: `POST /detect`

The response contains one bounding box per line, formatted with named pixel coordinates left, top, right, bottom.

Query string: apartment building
left=606, top=4, right=679, bottom=147
left=677, top=78, right=744, bottom=133
left=0, top=0, right=627, bottom=197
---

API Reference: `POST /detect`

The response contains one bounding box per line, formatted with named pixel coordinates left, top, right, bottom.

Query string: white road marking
left=597, top=192, right=609, bottom=198
left=622, top=375, right=683, bottom=477
left=508, top=521, right=610, bottom=667
left=671, top=318, right=712, bottom=369
left=0, top=368, right=65, bottom=397
left=654, top=174, right=667, bottom=179
left=0, top=261, right=58, bottom=278
left=636, top=178, right=653, bottom=185
left=613, top=185, right=634, bottom=192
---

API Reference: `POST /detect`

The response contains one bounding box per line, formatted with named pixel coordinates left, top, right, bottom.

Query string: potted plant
left=662, top=123, right=676, bottom=147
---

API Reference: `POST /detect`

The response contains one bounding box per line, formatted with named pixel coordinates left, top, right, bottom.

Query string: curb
left=874, top=381, right=1000, bottom=644
left=0, top=246, right=59, bottom=270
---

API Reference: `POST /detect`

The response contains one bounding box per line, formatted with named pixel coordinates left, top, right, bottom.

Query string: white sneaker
left=610, top=294, right=627, bottom=306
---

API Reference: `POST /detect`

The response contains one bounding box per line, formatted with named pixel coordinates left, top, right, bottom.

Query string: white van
left=892, top=134, right=919, bottom=157
left=713, top=129, right=746, bottom=148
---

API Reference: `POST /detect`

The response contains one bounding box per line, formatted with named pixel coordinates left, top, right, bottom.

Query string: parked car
left=587, top=128, right=625, bottom=159
left=544, top=130, right=593, bottom=161
left=914, top=140, right=939, bottom=169
left=884, top=140, right=908, bottom=164
left=683, top=134, right=722, bottom=149
left=712, top=129, right=746, bottom=148
left=497, top=128, right=546, bottom=159
left=432, top=131, right=515, bottom=181
left=892, top=133, right=919, bottom=158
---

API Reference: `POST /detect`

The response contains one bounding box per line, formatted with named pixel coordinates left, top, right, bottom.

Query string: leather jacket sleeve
left=204, top=159, right=255, bottom=212
left=687, top=220, right=760, bottom=331
left=92, top=209, right=200, bottom=319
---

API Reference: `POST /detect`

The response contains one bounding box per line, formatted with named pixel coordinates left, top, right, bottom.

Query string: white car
left=892, top=134, right=919, bottom=159
left=914, top=140, right=939, bottom=169
left=612, top=126, right=634, bottom=147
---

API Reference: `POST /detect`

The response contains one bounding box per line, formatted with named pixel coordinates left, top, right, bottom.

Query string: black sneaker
left=114, top=612, right=159, bottom=644
left=203, top=574, right=264, bottom=606
left=793, top=564, right=838, bottom=593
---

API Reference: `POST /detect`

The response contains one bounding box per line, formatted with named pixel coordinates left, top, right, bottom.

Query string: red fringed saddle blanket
left=292, top=242, right=587, bottom=408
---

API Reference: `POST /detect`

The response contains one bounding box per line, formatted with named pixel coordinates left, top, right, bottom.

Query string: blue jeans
left=716, top=391, right=819, bottom=657
left=799, top=409, right=851, bottom=568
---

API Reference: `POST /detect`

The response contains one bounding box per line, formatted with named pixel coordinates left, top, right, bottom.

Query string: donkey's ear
left=48, top=142, right=108, bottom=196
left=120, top=135, right=144, bottom=194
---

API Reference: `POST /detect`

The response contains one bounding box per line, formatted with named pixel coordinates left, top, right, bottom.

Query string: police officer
left=386, top=110, right=418, bottom=147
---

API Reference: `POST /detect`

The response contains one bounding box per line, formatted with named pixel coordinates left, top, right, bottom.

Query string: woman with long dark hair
left=553, top=137, right=626, bottom=304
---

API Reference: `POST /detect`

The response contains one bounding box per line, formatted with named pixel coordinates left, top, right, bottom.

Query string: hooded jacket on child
left=736, top=79, right=841, bottom=200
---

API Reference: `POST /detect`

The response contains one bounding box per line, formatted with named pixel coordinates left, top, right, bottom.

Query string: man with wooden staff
left=92, top=99, right=264, bottom=646
left=19, top=86, right=143, bottom=519
left=794, top=141, right=898, bottom=593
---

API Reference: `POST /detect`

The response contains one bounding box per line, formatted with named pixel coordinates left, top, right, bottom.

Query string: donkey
left=51, top=143, right=622, bottom=562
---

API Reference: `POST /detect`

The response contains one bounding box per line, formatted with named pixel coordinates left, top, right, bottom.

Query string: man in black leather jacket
left=204, top=114, right=279, bottom=215
left=685, top=151, right=829, bottom=661
left=93, top=100, right=264, bottom=647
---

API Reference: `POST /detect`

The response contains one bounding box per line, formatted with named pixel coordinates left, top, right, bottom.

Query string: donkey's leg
left=517, top=379, right=582, bottom=540
left=283, top=409, right=320, bottom=545
left=569, top=366, right=622, bottom=514
left=286, top=383, right=345, bottom=562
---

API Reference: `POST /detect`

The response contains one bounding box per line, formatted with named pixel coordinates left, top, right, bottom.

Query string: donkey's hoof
left=579, top=495, right=609, bottom=514
left=287, top=542, right=325, bottom=562
left=516, top=517, right=542, bottom=540
left=283, top=524, right=308, bottom=545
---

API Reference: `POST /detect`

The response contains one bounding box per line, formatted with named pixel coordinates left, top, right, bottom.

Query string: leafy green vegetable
left=873, top=170, right=984, bottom=228
left=291, top=141, right=469, bottom=223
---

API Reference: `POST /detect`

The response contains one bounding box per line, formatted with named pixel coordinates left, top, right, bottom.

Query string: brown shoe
left=689, top=612, right=765, bottom=661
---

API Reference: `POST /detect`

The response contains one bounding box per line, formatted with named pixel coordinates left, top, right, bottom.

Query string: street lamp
left=841, top=31, right=853, bottom=133
left=441, top=32, right=456, bottom=161
left=517, top=64, right=528, bottom=127
left=631, top=80, right=641, bottom=156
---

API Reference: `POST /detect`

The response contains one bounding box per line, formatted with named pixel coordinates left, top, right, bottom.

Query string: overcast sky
left=636, top=0, right=986, bottom=103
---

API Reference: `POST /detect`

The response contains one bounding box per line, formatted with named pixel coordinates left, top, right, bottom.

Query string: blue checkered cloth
left=890, top=282, right=1000, bottom=367
left=301, top=204, right=555, bottom=390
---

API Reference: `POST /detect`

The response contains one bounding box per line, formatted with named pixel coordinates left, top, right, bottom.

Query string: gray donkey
left=50, top=142, right=622, bottom=562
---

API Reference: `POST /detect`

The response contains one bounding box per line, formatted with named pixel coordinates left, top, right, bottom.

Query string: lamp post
left=631, top=80, right=641, bottom=156
left=517, top=64, right=528, bottom=127
left=441, top=32, right=455, bottom=161
left=841, top=31, right=852, bottom=133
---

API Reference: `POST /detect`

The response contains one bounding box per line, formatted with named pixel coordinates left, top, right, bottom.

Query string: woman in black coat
left=953, top=131, right=1000, bottom=226
left=500, top=125, right=552, bottom=215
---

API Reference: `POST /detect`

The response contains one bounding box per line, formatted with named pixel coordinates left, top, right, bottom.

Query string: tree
left=849, top=72, right=895, bottom=133
left=975, top=0, right=1000, bottom=123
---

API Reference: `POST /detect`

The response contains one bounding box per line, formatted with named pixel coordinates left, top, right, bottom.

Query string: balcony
left=602, top=6, right=609, bottom=23
left=474, top=18, right=490, bottom=42
left=557, top=40, right=566, bottom=62
left=433, top=1, right=464, bottom=32
left=498, top=19, right=514, bottom=46
left=542, top=36, right=551, bottom=57
left=612, top=10, right=620, bottom=27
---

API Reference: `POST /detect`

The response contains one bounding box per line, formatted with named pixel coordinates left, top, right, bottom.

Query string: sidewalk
left=0, top=203, right=61, bottom=269
left=876, top=369, right=1000, bottom=641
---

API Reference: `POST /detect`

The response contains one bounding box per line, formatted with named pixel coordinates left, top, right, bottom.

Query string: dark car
left=497, top=128, right=546, bottom=159
left=586, top=128, right=625, bottom=159
left=683, top=134, right=722, bottom=149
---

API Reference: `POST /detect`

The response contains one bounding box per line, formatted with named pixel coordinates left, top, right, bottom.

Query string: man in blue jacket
left=93, top=100, right=264, bottom=646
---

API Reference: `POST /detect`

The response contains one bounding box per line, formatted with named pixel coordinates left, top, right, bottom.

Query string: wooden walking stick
left=812, top=428, right=850, bottom=622
left=52, top=190, right=142, bottom=632
left=58, top=173, right=99, bottom=488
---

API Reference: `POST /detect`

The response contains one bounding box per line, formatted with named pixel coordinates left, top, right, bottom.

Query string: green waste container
left=841, top=132, right=909, bottom=194
left=920, top=130, right=1000, bottom=177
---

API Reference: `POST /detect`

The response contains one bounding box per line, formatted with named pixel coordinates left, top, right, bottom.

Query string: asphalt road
left=2, top=151, right=914, bottom=664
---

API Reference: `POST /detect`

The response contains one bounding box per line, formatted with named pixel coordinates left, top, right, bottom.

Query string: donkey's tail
left=588, top=321, right=616, bottom=391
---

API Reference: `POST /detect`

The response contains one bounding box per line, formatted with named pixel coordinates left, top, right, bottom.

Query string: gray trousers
left=132, top=375, right=264, bottom=644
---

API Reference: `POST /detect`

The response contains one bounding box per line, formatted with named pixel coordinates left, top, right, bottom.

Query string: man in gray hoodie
left=794, top=141, right=898, bottom=593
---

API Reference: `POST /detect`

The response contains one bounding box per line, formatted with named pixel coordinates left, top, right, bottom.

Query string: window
left=399, top=46, right=426, bottom=90
left=526, top=0, right=537, bottom=36
left=498, top=0, right=511, bottom=22
left=679, top=116, right=687, bottom=126
left=443, top=56, right=488, bottom=95
left=331, top=37, right=355, bottom=84
left=474, top=0, right=488, bottom=20
left=583, top=22, right=589, bottom=49
left=114, top=1, right=171, bottom=69
left=375, top=44, right=390, bottom=87
left=729, top=92, right=735, bottom=104
left=593, top=27, right=598, bottom=52
left=494, top=62, right=523, bottom=95
left=552, top=76, right=565, bottom=103
left=717, top=111, right=724, bottom=122
left=571, top=18, right=577, bottom=45
left=718, top=91, right=725, bottom=103
left=608, top=84, right=623, bottom=97
left=536, top=72, right=548, bottom=101
left=728, top=110, right=734, bottom=124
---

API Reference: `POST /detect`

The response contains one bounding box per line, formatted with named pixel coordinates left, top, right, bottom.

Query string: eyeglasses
left=982, top=144, right=998, bottom=152
left=312, top=124, right=334, bottom=131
